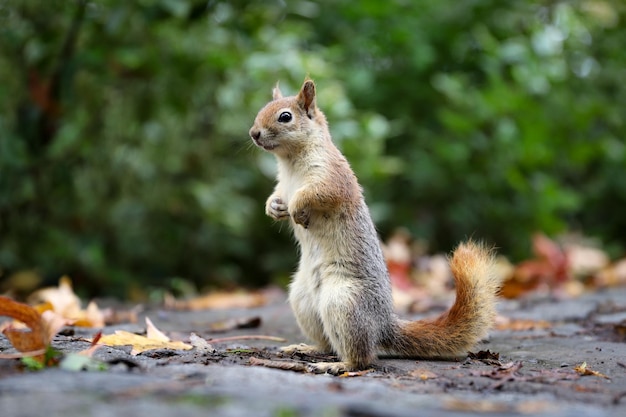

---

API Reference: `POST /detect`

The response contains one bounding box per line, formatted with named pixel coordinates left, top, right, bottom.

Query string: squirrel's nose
left=249, top=129, right=261, bottom=141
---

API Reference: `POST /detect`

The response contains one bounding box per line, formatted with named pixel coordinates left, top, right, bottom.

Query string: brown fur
left=250, top=79, right=503, bottom=374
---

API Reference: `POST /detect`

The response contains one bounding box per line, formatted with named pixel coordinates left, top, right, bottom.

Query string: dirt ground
left=1, top=287, right=626, bottom=417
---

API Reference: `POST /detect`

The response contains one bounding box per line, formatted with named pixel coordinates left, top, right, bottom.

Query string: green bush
left=0, top=0, right=624, bottom=296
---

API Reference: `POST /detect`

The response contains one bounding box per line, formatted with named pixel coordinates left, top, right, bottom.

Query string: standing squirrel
left=249, top=79, right=502, bottom=374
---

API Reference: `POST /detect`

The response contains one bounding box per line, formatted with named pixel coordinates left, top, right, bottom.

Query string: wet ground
left=1, top=288, right=626, bottom=417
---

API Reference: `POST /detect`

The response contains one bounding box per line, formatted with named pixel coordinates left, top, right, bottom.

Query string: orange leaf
left=574, top=362, right=610, bottom=380
left=0, top=296, right=47, bottom=355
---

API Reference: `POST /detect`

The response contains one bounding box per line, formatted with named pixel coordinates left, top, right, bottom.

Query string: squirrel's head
left=249, top=79, right=328, bottom=156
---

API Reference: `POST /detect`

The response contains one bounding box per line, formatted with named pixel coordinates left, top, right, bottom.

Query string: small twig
left=249, top=356, right=310, bottom=373
left=208, top=335, right=287, bottom=343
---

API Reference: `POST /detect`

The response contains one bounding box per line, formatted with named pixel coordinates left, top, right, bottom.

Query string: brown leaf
left=468, top=350, right=500, bottom=361
left=574, top=362, right=610, bottom=380
left=468, top=349, right=502, bottom=366
left=0, top=296, right=47, bottom=355
left=593, top=258, right=626, bottom=288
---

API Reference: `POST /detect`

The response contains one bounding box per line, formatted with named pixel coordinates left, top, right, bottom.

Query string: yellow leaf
left=574, top=362, right=610, bottom=379
left=28, top=277, right=105, bottom=328
left=96, top=317, right=191, bottom=355
left=145, top=317, right=169, bottom=342
left=164, top=290, right=267, bottom=310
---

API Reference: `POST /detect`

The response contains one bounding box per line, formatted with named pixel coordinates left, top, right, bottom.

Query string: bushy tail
left=387, top=240, right=502, bottom=358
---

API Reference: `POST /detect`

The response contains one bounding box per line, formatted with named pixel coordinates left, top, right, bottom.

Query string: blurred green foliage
left=0, top=0, right=624, bottom=296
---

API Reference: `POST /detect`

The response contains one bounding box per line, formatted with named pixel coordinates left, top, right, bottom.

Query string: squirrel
left=249, top=78, right=502, bottom=374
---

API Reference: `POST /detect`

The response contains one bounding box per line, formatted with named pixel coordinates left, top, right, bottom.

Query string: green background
left=1, top=0, right=624, bottom=297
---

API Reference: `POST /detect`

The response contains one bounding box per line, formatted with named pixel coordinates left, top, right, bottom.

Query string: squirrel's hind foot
left=306, top=361, right=368, bottom=375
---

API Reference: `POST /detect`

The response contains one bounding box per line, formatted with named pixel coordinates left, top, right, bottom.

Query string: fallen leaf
left=495, top=316, right=552, bottom=331
left=574, top=362, right=610, bottom=380
left=208, top=316, right=262, bottom=333
left=189, top=333, right=215, bottom=353
left=145, top=317, right=169, bottom=342
left=444, top=398, right=510, bottom=413
left=383, top=228, right=413, bottom=291
left=0, top=296, right=47, bottom=355
left=481, top=361, right=524, bottom=380
left=593, top=258, right=626, bottom=288
left=164, top=290, right=267, bottom=310
left=96, top=317, right=192, bottom=355
left=468, top=350, right=501, bottom=365
left=28, top=277, right=105, bottom=327
left=0, top=297, right=70, bottom=364
left=339, top=369, right=373, bottom=378
left=408, top=368, right=438, bottom=380
left=502, top=233, right=569, bottom=298
left=468, top=350, right=500, bottom=360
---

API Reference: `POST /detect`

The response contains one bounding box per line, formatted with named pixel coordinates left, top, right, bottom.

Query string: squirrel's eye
left=278, top=112, right=292, bottom=123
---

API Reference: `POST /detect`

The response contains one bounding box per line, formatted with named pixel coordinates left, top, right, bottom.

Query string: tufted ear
left=272, top=82, right=283, bottom=100
left=297, top=79, right=316, bottom=117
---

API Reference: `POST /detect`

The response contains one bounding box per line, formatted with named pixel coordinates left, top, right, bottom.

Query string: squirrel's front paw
left=266, top=196, right=289, bottom=221
left=290, top=204, right=311, bottom=229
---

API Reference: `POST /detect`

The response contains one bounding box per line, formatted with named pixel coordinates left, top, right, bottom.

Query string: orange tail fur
left=387, top=240, right=502, bottom=357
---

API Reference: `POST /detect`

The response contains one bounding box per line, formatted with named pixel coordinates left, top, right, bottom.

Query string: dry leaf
left=445, top=398, right=554, bottom=414
left=0, top=296, right=70, bottom=363
left=444, top=398, right=510, bottom=413
left=502, top=233, right=569, bottom=298
left=145, top=317, right=169, bottom=342
left=189, top=333, right=215, bottom=353
left=28, top=277, right=105, bottom=327
left=0, top=296, right=47, bottom=355
left=574, top=362, right=610, bottom=380
left=208, top=316, right=261, bottom=333
left=593, top=258, right=626, bottom=288
left=97, top=317, right=192, bottom=355
left=383, top=228, right=413, bottom=291
left=408, top=368, right=438, bottom=380
left=339, top=369, right=373, bottom=378
left=468, top=350, right=501, bottom=365
left=164, top=290, right=267, bottom=311
left=481, top=361, right=524, bottom=380
left=495, top=316, right=552, bottom=331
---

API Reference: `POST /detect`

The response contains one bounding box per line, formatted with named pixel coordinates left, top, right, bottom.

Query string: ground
left=1, top=288, right=625, bottom=417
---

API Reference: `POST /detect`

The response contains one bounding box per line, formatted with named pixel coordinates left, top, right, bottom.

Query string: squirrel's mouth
left=253, top=138, right=278, bottom=151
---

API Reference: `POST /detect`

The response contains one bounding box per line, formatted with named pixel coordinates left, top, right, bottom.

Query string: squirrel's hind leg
left=318, top=281, right=378, bottom=371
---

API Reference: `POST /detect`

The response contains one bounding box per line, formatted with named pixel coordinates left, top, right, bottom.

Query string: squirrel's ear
left=272, top=82, right=283, bottom=100
left=297, top=79, right=316, bottom=116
